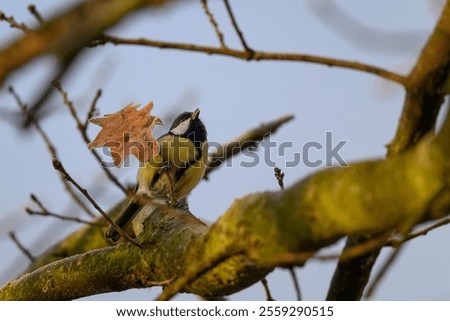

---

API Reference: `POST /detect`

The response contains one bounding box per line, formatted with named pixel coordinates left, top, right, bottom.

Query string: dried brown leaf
left=88, top=102, right=163, bottom=167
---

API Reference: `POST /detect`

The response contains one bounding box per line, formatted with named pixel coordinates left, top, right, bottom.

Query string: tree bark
left=327, top=0, right=450, bottom=301
left=1, top=119, right=449, bottom=299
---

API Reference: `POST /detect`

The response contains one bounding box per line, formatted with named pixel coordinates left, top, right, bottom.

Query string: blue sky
left=0, top=0, right=449, bottom=300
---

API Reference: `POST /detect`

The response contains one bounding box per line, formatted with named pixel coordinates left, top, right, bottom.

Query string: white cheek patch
left=170, top=118, right=190, bottom=135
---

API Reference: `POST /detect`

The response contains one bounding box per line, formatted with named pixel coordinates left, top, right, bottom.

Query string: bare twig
left=274, top=167, right=285, bottom=190
left=29, top=193, right=49, bottom=212
left=364, top=210, right=449, bottom=299
left=51, top=158, right=141, bottom=247
left=271, top=231, right=392, bottom=267
left=28, top=5, right=44, bottom=24
left=0, top=0, right=170, bottom=87
left=365, top=182, right=450, bottom=299
left=201, top=0, right=227, bottom=48
left=8, top=86, right=96, bottom=217
left=8, top=231, right=35, bottom=262
left=52, top=81, right=128, bottom=194
left=223, top=0, right=253, bottom=55
left=90, top=34, right=406, bottom=84
left=156, top=247, right=240, bottom=300
left=274, top=167, right=301, bottom=300
left=52, top=81, right=83, bottom=130
left=364, top=247, right=402, bottom=299
left=26, top=194, right=106, bottom=227
left=8, top=86, right=56, bottom=155
left=85, top=89, right=102, bottom=129
left=0, top=11, right=30, bottom=32
left=327, top=212, right=450, bottom=300
left=288, top=268, right=302, bottom=301
left=22, top=51, right=80, bottom=128
left=333, top=232, right=391, bottom=262
left=261, top=278, right=274, bottom=301
left=26, top=208, right=106, bottom=227
left=387, top=217, right=450, bottom=248
left=205, top=115, right=294, bottom=177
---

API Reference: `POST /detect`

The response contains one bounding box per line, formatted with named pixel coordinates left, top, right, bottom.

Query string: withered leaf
left=88, top=101, right=163, bottom=167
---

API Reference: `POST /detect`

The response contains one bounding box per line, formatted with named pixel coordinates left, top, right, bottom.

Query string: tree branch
left=89, top=34, right=406, bottom=85
left=387, top=1, right=450, bottom=155
left=0, top=11, right=30, bottom=32
left=28, top=5, right=45, bottom=25
left=18, top=114, right=295, bottom=276
left=328, top=0, right=450, bottom=301
left=205, top=114, right=294, bottom=178
left=52, top=81, right=128, bottom=194
left=0, top=0, right=170, bottom=86
left=201, top=0, right=227, bottom=48
left=2, top=124, right=449, bottom=300
left=223, top=0, right=253, bottom=55
left=9, top=86, right=96, bottom=217
left=8, top=231, right=35, bottom=262
left=51, top=159, right=140, bottom=247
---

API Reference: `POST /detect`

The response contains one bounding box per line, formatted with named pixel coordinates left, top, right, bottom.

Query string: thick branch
left=0, top=0, right=169, bottom=86
left=20, top=115, right=294, bottom=274
left=387, top=1, right=450, bottom=155
left=2, top=127, right=449, bottom=300
left=329, top=0, right=450, bottom=301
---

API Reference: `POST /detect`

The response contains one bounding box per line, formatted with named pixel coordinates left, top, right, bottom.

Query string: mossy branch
left=21, top=114, right=295, bottom=274
left=387, top=0, right=450, bottom=156
left=329, top=0, right=450, bottom=300
left=1, top=117, right=449, bottom=299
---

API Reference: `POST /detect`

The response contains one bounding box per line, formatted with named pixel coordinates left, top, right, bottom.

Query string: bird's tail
left=104, top=199, right=144, bottom=242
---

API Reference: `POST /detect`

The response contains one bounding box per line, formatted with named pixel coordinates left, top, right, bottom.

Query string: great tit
left=105, top=108, right=208, bottom=242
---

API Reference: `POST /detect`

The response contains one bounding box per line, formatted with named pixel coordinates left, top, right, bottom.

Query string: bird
left=104, top=108, right=208, bottom=242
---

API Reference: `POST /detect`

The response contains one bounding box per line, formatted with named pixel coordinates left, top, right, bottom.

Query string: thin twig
left=205, top=115, right=295, bottom=178
left=85, top=89, right=102, bottom=129
left=223, top=0, right=253, bottom=55
left=51, top=158, right=141, bottom=247
left=274, top=167, right=285, bottom=190
left=364, top=248, right=402, bottom=299
left=8, top=86, right=96, bottom=217
left=21, top=51, right=80, bottom=128
left=29, top=193, right=50, bottom=212
left=52, top=81, right=128, bottom=194
left=26, top=208, right=106, bottom=227
left=386, top=217, right=450, bottom=248
left=366, top=185, right=450, bottom=299
left=0, top=11, right=30, bottom=32
left=28, top=5, right=44, bottom=24
left=156, top=247, right=239, bottom=300
left=274, top=167, right=301, bottom=300
left=261, top=278, right=274, bottom=301
left=26, top=194, right=106, bottom=227
left=89, top=34, right=406, bottom=85
left=288, top=268, right=302, bottom=301
left=52, top=81, right=83, bottom=129
left=201, top=0, right=227, bottom=48
left=273, top=220, right=449, bottom=293
left=363, top=219, right=416, bottom=299
left=364, top=214, right=448, bottom=298
left=8, top=231, right=35, bottom=262
left=271, top=231, right=392, bottom=267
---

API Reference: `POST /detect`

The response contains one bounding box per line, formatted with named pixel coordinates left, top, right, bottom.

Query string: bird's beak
left=191, top=108, right=200, bottom=120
